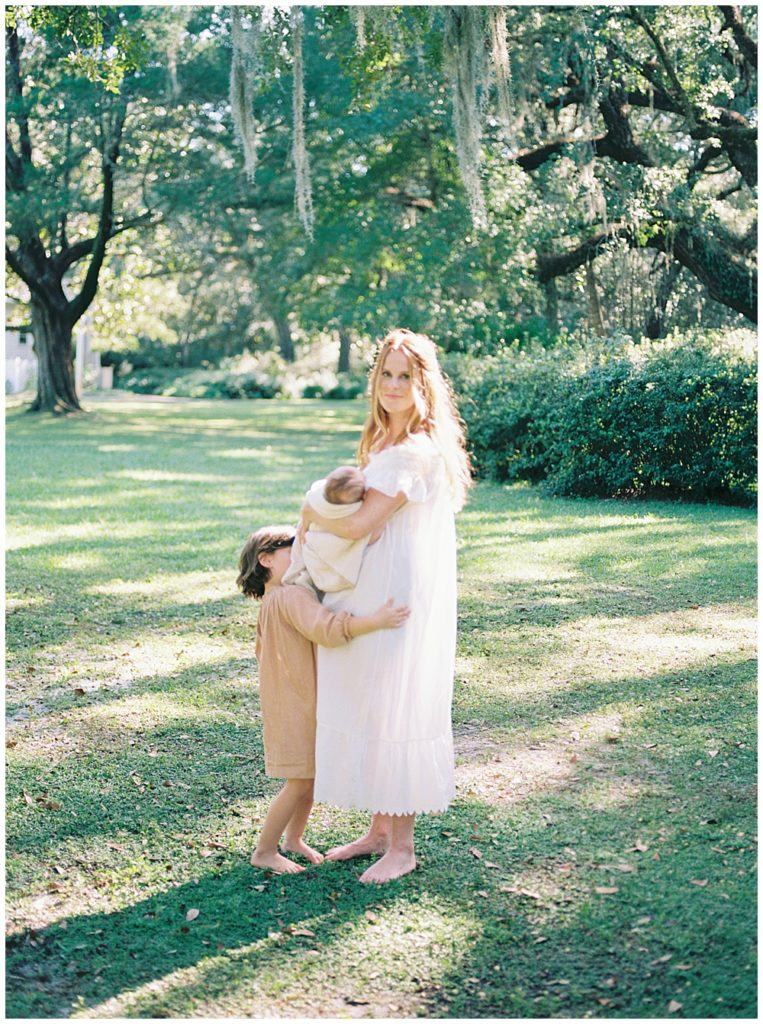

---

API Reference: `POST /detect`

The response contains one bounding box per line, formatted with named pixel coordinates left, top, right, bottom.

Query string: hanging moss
left=349, top=6, right=366, bottom=49
left=488, top=7, right=514, bottom=141
left=229, top=6, right=261, bottom=181
left=443, top=6, right=488, bottom=230
left=291, top=7, right=314, bottom=239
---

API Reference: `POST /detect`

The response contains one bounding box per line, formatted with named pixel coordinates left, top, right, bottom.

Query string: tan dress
left=255, top=584, right=352, bottom=779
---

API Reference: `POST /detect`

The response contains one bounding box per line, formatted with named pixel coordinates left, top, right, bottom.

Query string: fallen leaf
left=598, top=998, right=611, bottom=1006
left=533, top=936, right=548, bottom=944
left=668, top=999, right=683, bottom=1013
left=644, top=742, right=658, bottom=749
left=595, top=886, right=619, bottom=895
left=440, top=830, right=453, bottom=837
left=484, top=861, right=499, bottom=869
left=289, top=926, right=315, bottom=937
left=708, top=750, right=719, bottom=758
left=186, top=908, right=200, bottom=922
left=147, top=749, right=159, bottom=758
left=557, top=863, right=573, bottom=873
left=345, top=997, right=370, bottom=1006
left=606, top=734, right=620, bottom=743
left=200, top=850, right=213, bottom=859
left=469, top=847, right=483, bottom=860
left=131, top=775, right=142, bottom=787
left=364, top=910, right=377, bottom=923
left=603, top=977, right=617, bottom=988
left=690, top=879, right=708, bottom=887
left=520, top=889, right=541, bottom=900
left=616, top=863, right=636, bottom=873
left=22, top=791, right=34, bottom=806
left=73, top=687, right=86, bottom=697
left=651, top=954, right=673, bottom=965
left=253, top=884, right=266, bottom=892
left=44, top=800, right=62, bottom=811
left=6, top=739, right=18, bottom=749
left=674, top=964, right=692, bottom=971
left=634, top=839, right=649, bottom=852
left=476, top=890, right=489, bottom=898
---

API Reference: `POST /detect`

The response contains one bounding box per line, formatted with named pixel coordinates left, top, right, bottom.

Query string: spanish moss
left=443, top=6, right=488, bottom=230
left=291, top=7, right=314, bottom=239
left=229, top=6, right=261, bottom=181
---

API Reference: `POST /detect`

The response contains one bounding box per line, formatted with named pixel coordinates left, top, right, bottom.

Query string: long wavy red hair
left=358, top=328, right=472, bottom=510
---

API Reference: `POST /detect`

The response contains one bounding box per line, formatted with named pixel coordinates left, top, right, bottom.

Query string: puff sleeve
left=363, top=439, right=433, bottom=504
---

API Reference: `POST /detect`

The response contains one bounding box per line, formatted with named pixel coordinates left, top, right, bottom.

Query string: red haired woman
left=299, top=328, right=471, bottom=883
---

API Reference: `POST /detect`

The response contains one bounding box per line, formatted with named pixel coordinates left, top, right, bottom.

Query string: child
left=237, top=524, right=409, bottom=874
left=283, top=465, right=371, bottom=594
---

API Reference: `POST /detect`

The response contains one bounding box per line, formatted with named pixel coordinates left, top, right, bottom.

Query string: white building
left=5, top=301, right=112, bottom=394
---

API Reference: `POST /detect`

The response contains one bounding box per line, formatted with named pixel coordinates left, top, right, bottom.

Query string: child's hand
left=373, top=598, right=410, bottom=630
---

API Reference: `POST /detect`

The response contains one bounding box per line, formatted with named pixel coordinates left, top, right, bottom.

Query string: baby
left=283, top=465, right=373, bottom=594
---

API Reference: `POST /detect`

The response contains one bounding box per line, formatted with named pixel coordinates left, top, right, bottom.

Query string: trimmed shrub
left=449, top=335, right=756, bottom=505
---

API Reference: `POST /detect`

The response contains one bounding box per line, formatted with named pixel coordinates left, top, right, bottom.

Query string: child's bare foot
left=359, top=849, right=417, bottom=884
left=325, top=831, right=390, bottom=861
left=250, top=849, right=304, bottom=874
left=281, top=838, right=325, bottom=864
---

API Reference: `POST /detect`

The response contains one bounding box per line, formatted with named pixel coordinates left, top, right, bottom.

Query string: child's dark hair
left=237, top=525, right=295, bottom=599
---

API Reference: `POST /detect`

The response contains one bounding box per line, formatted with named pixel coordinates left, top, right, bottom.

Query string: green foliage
left=7, top=5, right=147, bottom=92
left=115, top=365, right=367, bottom=401
left=452, top=333, right=757, bottom=505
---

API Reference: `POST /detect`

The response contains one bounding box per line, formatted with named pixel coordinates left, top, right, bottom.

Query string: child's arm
left=299, top=488, right=406, bottom=542
left=346, top=598, right=409, bottom=637
left=281, top=587, right=408, bottom=648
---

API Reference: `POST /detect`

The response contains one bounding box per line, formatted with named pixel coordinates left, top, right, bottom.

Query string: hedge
left=446, top=336, right=756, bottom=505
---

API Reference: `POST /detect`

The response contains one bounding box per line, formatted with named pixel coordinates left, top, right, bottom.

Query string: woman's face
left=378, top=348, right=415, bottom=417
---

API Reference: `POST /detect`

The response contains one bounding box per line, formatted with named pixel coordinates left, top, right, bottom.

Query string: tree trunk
left=274, top=316, right=295, bottom=362
left=585, top=261, right=606, bottom=336
left=644, top=261, right=682, bottom=339
left=543, top=277, right=559, bottom=331
left=29, top=293, right=81, bottom=413
left=337, top=326, right=351, bottom=373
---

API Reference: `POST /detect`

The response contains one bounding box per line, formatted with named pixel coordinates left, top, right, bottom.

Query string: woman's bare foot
left=359, top=848, right=417, bottom=884
left=281, top=838, right=325, bottom=864
left=325, top=831, right=390, bottom=862
left=250, top=849, right=304, bottom=874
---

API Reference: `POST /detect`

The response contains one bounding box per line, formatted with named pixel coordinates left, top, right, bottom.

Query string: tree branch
left=720, top=5, right=757, bottom=67
left=68, top=101, right=127, bottom=324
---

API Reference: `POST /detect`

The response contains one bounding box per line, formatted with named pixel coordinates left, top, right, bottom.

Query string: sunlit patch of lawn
left=6, top=396, right=756, bottom=1019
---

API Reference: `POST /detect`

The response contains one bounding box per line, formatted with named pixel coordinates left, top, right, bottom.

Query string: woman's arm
left=299, top=487, right=406, bottom=542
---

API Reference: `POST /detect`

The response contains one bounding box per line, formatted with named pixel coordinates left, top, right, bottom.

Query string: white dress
left=315, top=433, right=457, bottom=815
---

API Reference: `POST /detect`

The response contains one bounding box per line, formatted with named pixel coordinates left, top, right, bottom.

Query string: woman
left=299, top=328, right=471, bottom=883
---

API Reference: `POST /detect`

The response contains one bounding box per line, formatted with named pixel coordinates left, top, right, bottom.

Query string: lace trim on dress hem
left=314, top=797, right=453, bottom=816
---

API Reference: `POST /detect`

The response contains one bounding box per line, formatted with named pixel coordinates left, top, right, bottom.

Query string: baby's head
left=324, top=465, right=366, bottom=505
left=236, top=525, right=295, bottom=599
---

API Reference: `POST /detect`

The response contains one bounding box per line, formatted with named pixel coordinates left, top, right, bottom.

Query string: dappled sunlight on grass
left=455, top=708, right=627, bottom=808
left=113, top=469, right=231, bottom=484
left=78, top=892, right=478, bottom=1019
left=89, top=569, right=235, bottom=603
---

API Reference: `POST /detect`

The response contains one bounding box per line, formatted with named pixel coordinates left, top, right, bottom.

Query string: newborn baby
left=283, top=466, right=371, bottom=594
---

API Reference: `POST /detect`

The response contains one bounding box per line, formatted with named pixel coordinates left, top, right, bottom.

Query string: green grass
left=5, top=394, right=757, bottom=1019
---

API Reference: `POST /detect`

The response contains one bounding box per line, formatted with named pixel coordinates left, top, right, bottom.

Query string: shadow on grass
left=6, top=649, right=757, bottom=1017
left=6, top=712, right=756, bottom=1019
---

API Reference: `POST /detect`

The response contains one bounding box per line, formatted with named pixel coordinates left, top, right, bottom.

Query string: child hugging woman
left=237, top=525, right=409, bottom=874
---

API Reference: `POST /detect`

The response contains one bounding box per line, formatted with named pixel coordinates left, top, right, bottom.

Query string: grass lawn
left=5, top=394, right=757, bottom=1019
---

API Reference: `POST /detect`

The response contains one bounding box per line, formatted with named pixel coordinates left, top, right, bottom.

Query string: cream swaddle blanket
left=283, top=477, right=368, bottom=593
